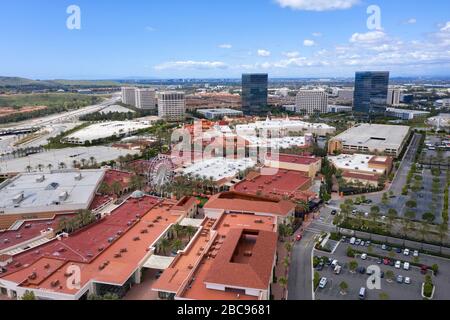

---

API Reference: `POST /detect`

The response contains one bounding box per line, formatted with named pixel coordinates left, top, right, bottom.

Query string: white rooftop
left=328, top=154, right=387, bottom=174
left=180, top=157, right=255, bottom=182
left=0, top=170, right=104, bottom=214
left=65, top=121, right=153, bottom=143
left=236, top=118, right=335, bottom=134
left=332, top=124, right=410, bottom=150
left=242, top=135, right=307, bottom=149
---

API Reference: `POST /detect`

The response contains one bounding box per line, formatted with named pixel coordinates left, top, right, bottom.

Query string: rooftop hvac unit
left=59, top=191, right=69, bottom=201
left=12, top=192, right=24, bottom=204
left=74, top=173, right=83, bottom=181
left=36, top=175, right=45, bottom=183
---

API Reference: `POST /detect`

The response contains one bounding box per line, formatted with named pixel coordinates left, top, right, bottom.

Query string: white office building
left=387, top=89, right=401, bottom=106
left=158, top=91, right=186, bottom=122
left=121, top=87, right=137, bottom=106
left=295, top=90, right=328, bottom=115
left=135, top=88, right=157, bottom=110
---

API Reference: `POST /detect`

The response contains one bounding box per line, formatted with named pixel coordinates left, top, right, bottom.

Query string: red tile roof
left=204, top=192, right=296, bottom=217
left=272, top=154, right=321, bottom=165
left=204, top=228, right=277, bottom=290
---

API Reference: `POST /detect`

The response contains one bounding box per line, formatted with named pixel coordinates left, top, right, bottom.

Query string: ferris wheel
left=148, top=154, right=175, bottom=189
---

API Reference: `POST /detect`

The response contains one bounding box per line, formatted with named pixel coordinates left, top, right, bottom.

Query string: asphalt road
left=287, top=230, right=316, bottom=300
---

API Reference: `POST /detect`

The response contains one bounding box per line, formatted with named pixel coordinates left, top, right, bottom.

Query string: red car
left=421, top=265, right=428, bottom=274
left=383, top=258, right=390, bottom=265
left=296, top=234, right=303, bottom=242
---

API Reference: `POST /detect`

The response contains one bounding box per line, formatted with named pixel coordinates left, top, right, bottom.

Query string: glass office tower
left=242, top=73, right=268, bottom=115
left=354, top=71, right=390, bottom=115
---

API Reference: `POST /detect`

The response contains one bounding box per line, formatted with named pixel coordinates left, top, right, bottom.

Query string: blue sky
left=0, top=0, right=449, bottom=79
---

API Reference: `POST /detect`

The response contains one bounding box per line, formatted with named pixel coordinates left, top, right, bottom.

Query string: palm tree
left=89, top=156, right=96, bottom=166
left=172, top=223, right=184, bottom=239
left=419, top=222, right=430, bottom=249
left=36, top=164, right=44, bottom=172
left=59, top=162, right=66, bottom=170
left=171, top=239, right=184, bottom=253
left=25, top=165, right=32, bottom=173
left=278, top=277, right=288, bottom=300
left=339, top=281, right=349, bottom=295
left=47, top=164, right=53, bottom=172
left=296, top=200, right=310, bottom=215
left=185, top=226, right=197, bottom=241
left=158, top=238, right=170, bottom=255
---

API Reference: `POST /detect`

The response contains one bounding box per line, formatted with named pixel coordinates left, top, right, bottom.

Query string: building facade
left=121, top=87, right=137, bottom=106
left=354, top=71, right=390, bottom=114
left=135, top=88, right=157, bottom=110
left=295, top=90, right=328, bottom=115
left=387, top=88, right=401, bottom=106
left=241, top=74, right=268, bottom=115
left=158, top=91, right=186, bottom=122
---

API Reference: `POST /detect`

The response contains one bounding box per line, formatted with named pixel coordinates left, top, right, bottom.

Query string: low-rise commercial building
left=197, top=108, right=243, bottom=120
left=328, top=124, right=410, bottom=158
left=386, top=108, right=430, bottom=120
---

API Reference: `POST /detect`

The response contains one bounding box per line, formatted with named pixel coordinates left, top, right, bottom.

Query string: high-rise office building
left=135, top=88, right=157, bottom=110
left=241, top=73, right=268, bottom=115
left=121, top=87, right=137, bottom=106
left=157, top=91, right=186, bottom=122
left=295, top=90, right=328, bottom=115
left=387, top=88, right=401, bottom=106
left=353, top=71, right=390, bottom=114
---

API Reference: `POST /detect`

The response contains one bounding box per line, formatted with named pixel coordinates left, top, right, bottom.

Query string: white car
left=404, top=249, right=410, bottom=256
left=319, top=277, right=328, bottom=289
left=404, top=262, right=410, bottom=270
left=350, top=237, right=356, bottom=245
left=404, top=277, right=411, bottom=284
left=395, top=261, right=402, bottom=269
left=413, top=250, right=419, bottom=257
left=361, top=253, right=368, bottom=260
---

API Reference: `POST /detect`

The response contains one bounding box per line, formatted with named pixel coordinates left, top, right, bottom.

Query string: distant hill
left=0, top=77, right=60, bottom=88
left=0, top=76, right=122, bottom=90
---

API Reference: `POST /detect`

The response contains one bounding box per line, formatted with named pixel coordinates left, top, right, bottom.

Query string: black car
left=356, top=267, right=366, bottom=274
left=316, top=263, right=324, bottom=271
left=331, top=210, right=337, bottom=216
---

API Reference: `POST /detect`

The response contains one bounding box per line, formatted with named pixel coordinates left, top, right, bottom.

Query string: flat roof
left=332, top=124, right=410, bottom=150
left=0, top=170, right=104, bottom=213
left=242, top=136, right=308, bottom=149
left=180, top=158, right=255, bottom=182
left=0, top=146, right=140, bottom=175
left=328, top=154, right=387, bottom=174
left=65, top=121, right=152, bottom=142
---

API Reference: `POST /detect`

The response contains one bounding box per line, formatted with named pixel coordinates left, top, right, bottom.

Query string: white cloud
left=441, top=21, right=450, bottom=32
left=303, top=39, right=316, bottom=46
left=283, top=51, right=300, bottom=58
left=257, top=49, right=271, bottom=57
left=276, top=0, right=359, bottom=11
left=349, top=31, right=386, bottom=43
left=154, top=60, right=227, bottom=70
left=404, top=18, right=417, bottom=25
left=312, top=32, right=322, bottom=37
left=218, top=44, right=232, bottom=49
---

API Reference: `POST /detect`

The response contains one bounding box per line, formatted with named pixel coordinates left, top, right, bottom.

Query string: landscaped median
left=422, top=275, right=435, bottom=300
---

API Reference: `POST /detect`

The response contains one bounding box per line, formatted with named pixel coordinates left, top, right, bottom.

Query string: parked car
left=377, top=258, right=383, bottom=264
left=359, top=287, right=366, bottom=300
left=404, top=277, right=411, bottom=284
left=397, top=275, right=404, bottom=284
left=360, top=241, right=365, bottom=247
left=355, top=239, right=362, bottom=246
left=413, top=250, right=419, bottom=257
left=350, top=237, right=356, bottom=245
left=421, top=265, right=428, bottom=275
left=341, top=236, right=347, bottom=242
left=389, top=260, right=395, bottom=267
left=334, top=265, right=342, bottom=275
left=316, top=262, right=324, bottom=271
left=296, top=234, right=303, bottom=242
left=331, top=260, right=339, bottom=268
left=365, top=241, right=371, bottom=247
left=319, top=277, right=328, bottom=289
left=395, top=261, right=402, bottom=269
left=361, top=253, right=368, bottom=260
left=381, top=244, right=387, bottom=250
left=383, top=258, right=390, bottom=265
left=331, top=210, right=338, bottom=216
left=396, top=247, right=402, bottom=254
left=380, top=271, right=385, bottom=278
left=357, top=267, right=366, bottom=274
left=404, top=249, right=410, bottom=256
left=404, top=262, right=410, bottom=271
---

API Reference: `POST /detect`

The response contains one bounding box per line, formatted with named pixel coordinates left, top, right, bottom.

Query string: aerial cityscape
left=0, top=0, right=450, bottom=308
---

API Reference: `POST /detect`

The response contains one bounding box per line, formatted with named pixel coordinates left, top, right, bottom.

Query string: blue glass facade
left=354, top=71, right=390, bottom=114
left=241, top=73, right=268, bottom=115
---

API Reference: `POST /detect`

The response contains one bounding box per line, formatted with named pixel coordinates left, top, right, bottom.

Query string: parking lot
left=314, top=239, right=450, bottom=300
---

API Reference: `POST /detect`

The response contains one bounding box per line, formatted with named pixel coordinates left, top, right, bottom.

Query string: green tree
left=22, top=291, right=36, bottom=300
left=339, top=281, right=348, bottom=295
left=349, top=260, right=358, bottom=273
